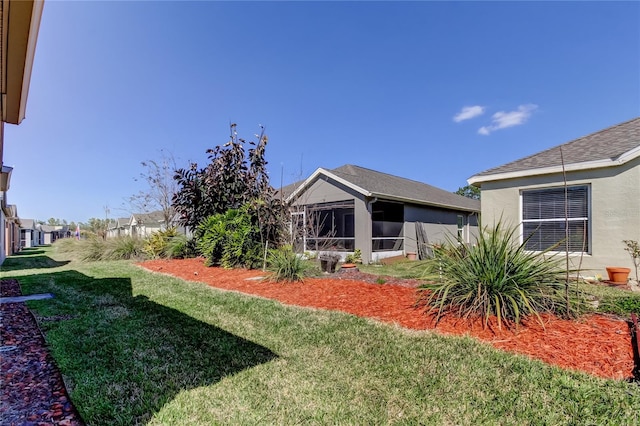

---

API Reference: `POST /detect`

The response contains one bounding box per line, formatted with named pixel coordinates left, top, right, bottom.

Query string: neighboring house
left=282, top=164, right=480, bottom=264
left=468, top=117, right=640, bottom=275
left=130, top=211, right=173, bottom=238
left=0, top=1, right=45, bottom=264
left=39, top=224, right=69, bottom=244
left=20, top=219, right=41, bottom=248
left=0, top=167, right=14, bottom=263
left=106, top=217, right=132, bottom=238
left=2, top=204, right=21, bottom=257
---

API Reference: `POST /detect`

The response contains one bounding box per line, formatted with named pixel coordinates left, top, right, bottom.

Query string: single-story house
left=106, top=217, right=132, bottom=239
left=282, top=164, right=480, bottom=264
left=2, top=204, right=21, bottom=257
left=130, top=211, right=173, bottom=238
left=468, top=116, right=640, bottom=276
left=19, top=219, right=41, bottom=248
left=0, top=167, right=14, bottom=264
left=39, top=224, right=70, bottom=245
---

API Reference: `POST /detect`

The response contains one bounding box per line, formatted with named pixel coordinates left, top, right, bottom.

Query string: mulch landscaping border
left=0, top=279, right=84, bottom=426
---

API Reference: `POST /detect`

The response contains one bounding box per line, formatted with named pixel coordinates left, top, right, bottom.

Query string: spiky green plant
left=164, top=234, right=199, bottom=259
left=266, top=245, right=309, bottom=282
left=197, top=207, right=264, bottom=269
left=144, top=228, right=179, bottom=259
left=80, top=237, right=108, bottom=261
left=417, top=222, right=565, bottom=329
left=104, top=236, right=146, bottom=260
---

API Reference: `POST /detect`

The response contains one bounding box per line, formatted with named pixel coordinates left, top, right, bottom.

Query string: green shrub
left=197, top=206, right=264, bottom=269
left=144, top=228, right=178, bottom=259
left=417, top=222, right=565, bottom=329
left=266, top=245, right=309, bottom=282
left=345, top=248, right=362, bottom=264
left=165, top=234, right=199, bottom=259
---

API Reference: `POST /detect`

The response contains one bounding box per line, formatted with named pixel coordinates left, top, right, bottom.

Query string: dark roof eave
left=369, top=192, right=480, bottom=213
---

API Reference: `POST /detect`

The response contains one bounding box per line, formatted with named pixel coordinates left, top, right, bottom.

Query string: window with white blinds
left=521, top=185, right=589, bottom=252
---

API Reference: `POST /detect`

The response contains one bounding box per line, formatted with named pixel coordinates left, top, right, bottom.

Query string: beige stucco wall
left=479, top=157, right=640, bottom=277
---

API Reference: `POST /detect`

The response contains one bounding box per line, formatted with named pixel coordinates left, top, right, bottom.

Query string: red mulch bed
left=0, top=279, right=84, bottom=426
left=139, top=258, right=637, bottom=381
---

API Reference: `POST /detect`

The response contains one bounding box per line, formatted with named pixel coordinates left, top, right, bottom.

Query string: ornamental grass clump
left=266, top=245, right=309, bottom=282
left=417, top=222, right=565, bottom=329
left=104, top=236, right=145, bottom=260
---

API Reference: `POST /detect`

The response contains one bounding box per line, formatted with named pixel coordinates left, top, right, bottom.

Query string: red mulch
left=139, top=258, right=637, bottom=381
left=0, top=279, right=84, bottom=426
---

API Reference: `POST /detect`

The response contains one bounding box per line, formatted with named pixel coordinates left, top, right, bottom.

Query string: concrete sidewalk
left=0, top=293, right=54, bottom=304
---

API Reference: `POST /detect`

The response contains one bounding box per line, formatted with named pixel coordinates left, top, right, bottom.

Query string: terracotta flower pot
left=406, top=252, right=417, bottom=261
left=605, top=267, right=631, bottom=284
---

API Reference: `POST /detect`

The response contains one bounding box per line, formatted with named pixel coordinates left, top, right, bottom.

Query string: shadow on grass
left=6, top=268, right=278, bottom=425
left=13, top=248, right=46, bottom=255
left=1, top=254, right=70, bottom=270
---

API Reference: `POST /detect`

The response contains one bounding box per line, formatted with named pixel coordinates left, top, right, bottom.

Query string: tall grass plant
left=418, top=222, right=565, bottom=328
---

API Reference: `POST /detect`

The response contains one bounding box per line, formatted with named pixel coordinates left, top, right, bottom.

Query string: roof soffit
left=2, top=0, right=44, bottom=124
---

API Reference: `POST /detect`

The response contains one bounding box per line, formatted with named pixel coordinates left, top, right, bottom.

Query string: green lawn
left=2, top=245, right=639, bottom=425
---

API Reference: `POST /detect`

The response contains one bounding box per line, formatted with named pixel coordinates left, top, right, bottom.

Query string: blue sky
left=4, top=1, right=639, bottom=224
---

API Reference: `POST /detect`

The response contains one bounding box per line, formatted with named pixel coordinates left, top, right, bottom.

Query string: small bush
left=165, top=234, right=199, bottom=259
left=267, top=245, right=309, bottom=282
left=197, top=207, right=264, bottom=269
left=417, top=222, right=565, bottom=329
left=144, top=228, right=178, bottom=259
left=345, top=249, right=362, bottom=264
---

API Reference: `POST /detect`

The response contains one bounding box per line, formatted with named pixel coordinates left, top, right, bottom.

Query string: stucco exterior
left=479, top=156, right=640, bottom=275
left=288, top=167, right=480, bottom=264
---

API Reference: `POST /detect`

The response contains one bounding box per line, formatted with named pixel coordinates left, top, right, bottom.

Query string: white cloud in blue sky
left=478, top=104, right=538, bottom=135
left=453, top=105, right=485, bottom=122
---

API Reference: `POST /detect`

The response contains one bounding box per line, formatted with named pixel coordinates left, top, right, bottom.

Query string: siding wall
left=480, top=157, right=640, bottom=275
left=404, top=205, right=478, bottom=253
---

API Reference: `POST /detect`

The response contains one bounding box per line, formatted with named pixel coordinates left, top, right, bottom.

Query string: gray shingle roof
left=285, top=164, right=480, bottom=212
left=115, top=217, right=130, bottom=227
left=133, top=211, right=166, bottom=224
left=20, top=219, right=35, bottom=229
left=471, top=117, right=640, bottom=179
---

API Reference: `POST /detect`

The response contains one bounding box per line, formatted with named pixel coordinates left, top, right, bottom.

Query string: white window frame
left=520, top=184, right=591, bottom=254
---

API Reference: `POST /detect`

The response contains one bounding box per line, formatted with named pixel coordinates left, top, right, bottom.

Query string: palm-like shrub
left=144, top=228, right=178, bottom=259
left=267, top=245, right=309, bottom=282
left=165, top=234, right=199, bottom=259
left=417, top=222, right=565, bottom=329
left=197, top=207, right=264, bottom=269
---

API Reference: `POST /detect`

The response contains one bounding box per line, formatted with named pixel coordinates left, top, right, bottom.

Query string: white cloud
left=453, top=105, right=485, bottom=122
left=477, top=126, right=490, bottom=136
left=477, top=104, right=538, bottom=135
